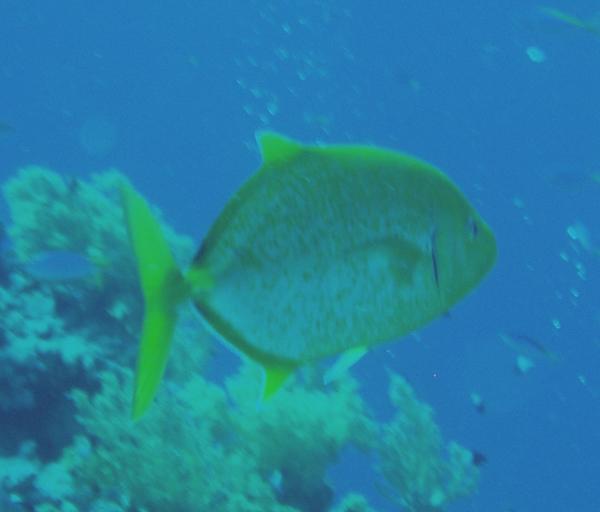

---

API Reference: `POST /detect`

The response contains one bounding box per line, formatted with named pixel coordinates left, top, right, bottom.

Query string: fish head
left=433, top=199, right=496, bottom=304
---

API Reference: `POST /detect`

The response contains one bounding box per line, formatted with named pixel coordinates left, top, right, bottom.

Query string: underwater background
left=1, top=1, right=599, bottom=511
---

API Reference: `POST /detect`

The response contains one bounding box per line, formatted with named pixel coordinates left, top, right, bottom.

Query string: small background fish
left=23, top=250, right=97, bottom=281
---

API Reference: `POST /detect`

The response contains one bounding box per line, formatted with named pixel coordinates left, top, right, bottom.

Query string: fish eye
left=468, top=217, right=479, bottom=240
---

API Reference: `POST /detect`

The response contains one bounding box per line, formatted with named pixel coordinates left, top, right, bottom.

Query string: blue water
left=2, top=1, right=600, bottom=510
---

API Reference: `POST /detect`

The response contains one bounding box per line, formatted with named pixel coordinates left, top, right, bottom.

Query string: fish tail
left=120, top=184, right=189, bottom=420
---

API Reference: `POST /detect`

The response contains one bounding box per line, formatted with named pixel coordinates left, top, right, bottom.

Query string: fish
left=23, top=250, right=97, bottom=281
left=499, top=332, right=560, bottom=362
left=471, top=450, right=488, bottom=467
left=121, top=131, right=497, bottom=419
left=540, top=6, right=600, bottom=37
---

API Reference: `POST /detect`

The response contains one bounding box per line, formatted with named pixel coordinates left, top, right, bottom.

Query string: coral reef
left=70, top=366, right=344, bottom=512
left=226, top=364, right=375, bottom=512
left=0, top=166, right=481, bottom=511
left=376, top=374, right=480, bottom=511
left=2, top=166, right=194, bottom=337
left=71, top=369, right=293, bottom=512
left=0, top=271, right=99, bottom=460
left=330, top=493, right=378, bottom=512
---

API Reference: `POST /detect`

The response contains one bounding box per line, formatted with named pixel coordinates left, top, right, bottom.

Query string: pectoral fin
left=323, top=345, right=368, bottom=385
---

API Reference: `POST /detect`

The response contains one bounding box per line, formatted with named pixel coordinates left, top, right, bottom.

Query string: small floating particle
left=515, top=354, right=535, bottom=375
left=512, top=196, right=525, bottom=209
left=526, top=46, right=547, bottom=63
left=470, top=392, right=486, bottom=414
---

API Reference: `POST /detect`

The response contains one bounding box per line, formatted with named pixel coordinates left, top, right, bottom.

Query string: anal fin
left=262, top=362, right=295, bottom=399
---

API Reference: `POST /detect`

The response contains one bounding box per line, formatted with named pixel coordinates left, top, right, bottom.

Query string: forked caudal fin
left=120, top=184, right=190, bottom=420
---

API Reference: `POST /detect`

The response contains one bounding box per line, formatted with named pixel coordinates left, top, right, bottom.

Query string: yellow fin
left=256, top=131, right=302, bottom=165
left=323, top=345, right=368, bottom=385
left=133, top=303, right=178, bottom=419
left=120, top=184, right=188, bottom=420
left=261, top=362, right=295, bottom=399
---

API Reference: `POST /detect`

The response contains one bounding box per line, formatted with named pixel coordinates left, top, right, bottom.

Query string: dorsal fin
left=256, top=131, right=302, bottom=164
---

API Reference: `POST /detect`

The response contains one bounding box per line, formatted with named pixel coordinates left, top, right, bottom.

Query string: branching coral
left=226, top=364, right=376, bottom=511
left=4, top=166, right=125, bottom=261
left=331, top=493, right=379, bottom=512
left=2, top=166, right=195, bottom=336
left=0, top=271, right=99, bottom=459
left=0, top=165, right=192, bottom=465
left=0, top=274, right=97, bottom=369
left=68, top=364, right=479, bottom=512
left=0, top=439, right=82, bottom=511
left=375, top=373, right=480, bottom=511
left=70, top=368, right=300, bottom=512
left=67, top=349, right=376, bottom=512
